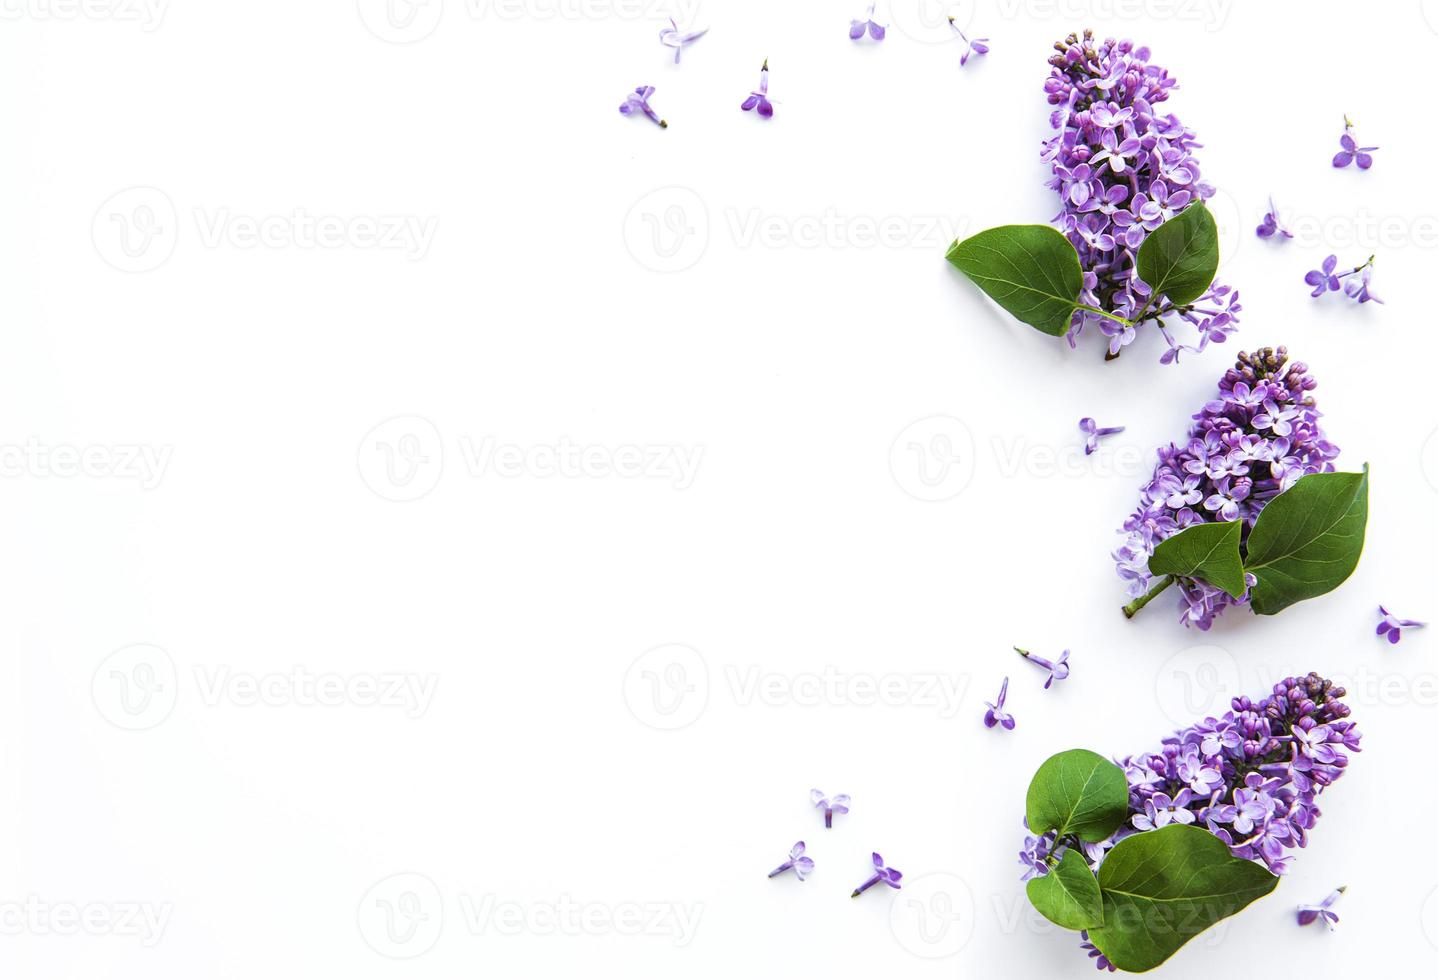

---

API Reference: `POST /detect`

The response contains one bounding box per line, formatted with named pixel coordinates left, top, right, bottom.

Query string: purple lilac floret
left=1015, top=647, right=1070, bottom=688
left=1332, top=117, right=1377, bottom=170
left=1017, top=674, right=1360, bottom=967
left=1306, top=255, right=1382, bottom=304
left=740, top=60, right=773, bottom=118
left=1042, top=30, right=1240, bottom=361
left=619, top=85, right=666, bottom=128
left=768, top=841, right=814, bottom=881
left=1297, top=886, right=1345, bottom=929
left=1080, top=417, right=1124, bottom=455
left=851, top=852, right=902, bottom=897
left=1256, top=197, right=1292, bottom=240
left=1377, top=605, right=1424, bottom=644
left=984, top=676, right=1015, bottom=729
left=811, top=788, right=850, bottom=828
left=849, top=2, right=885, bottom=41
left=1114, top=347, right=1339, bottom=629
left=948, top=17, right=989, bottom=66
left=658, top=19, right=707, bottom=64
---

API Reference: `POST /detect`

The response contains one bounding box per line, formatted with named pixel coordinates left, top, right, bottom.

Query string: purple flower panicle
left=1043, top=30, right=1240, bottom=361
left=1115, top=347, right=1339, bottom=628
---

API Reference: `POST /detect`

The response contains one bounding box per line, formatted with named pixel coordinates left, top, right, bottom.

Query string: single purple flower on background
left=740, top=60, right=773, bottom=118
left=658, top=18, right=707, bottom=64
left=1305, top=255, right=1341, bottom=297
left=767, top=841, right=815, bottom=881
left=851, top=852, right=902, bottom=897
left=1377, top=605, right=1425, bottom=644
left=1343, top=261, right=1383, bottom=304
left=1332, top=117, right=1377, bottom=170
left=618, top=85, right=666, bottom=128
left=1131, top=789, right=1195, bottom=831
left=947, top=16, right=988, bottom=66
left=811, top=788, right=851, bottom=828
left=1080, top=932, right=1117, bottom=972
left=1256, top=197, right=1293, bottom=240
left=984, top=676, right=1015, bottom=730
left=849, top=2, right=885, bottom=40
left=1079, top=418, right=1125, bottom=455
left=1015, top=647, right=1069, bottom=689
left=1297, top=886, right=1345, bottom=929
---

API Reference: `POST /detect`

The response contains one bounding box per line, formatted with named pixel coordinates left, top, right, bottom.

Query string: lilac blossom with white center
left=811, top=788, right=851, bottom=828
left=767, top=841, right=815, bottom=881
left=1079, top=417, right=1124, bottom=455
left=1256, top=197, right=1293, bottom=240
left=618, top=85, right=666, bottom=128
left=658, top=19, right=707, bottom=64
left=851, top=852, right=902, bottom=897
left=740, top=60, right=773, bottom=119
left=1021, top=673, right=1359, bottom=968
left=1377, top=605, right=1424, bottom=644
left=849, top=2, right=885, bottom=41
left=1015, top=647, right=1069, bottom=689
left=948, top=16, right=988, bottom=66
left=984, top=676, right=1015, bottom=730
left=1306, top=254, right=1381, bottom=304
left=1332, top=117, right=1377, bottom=170
left=1042, top=31, right=1241, bottom=361
left=1297, top=886, right=1345, bottom=930
left=1116, top=348, right=1340, bottom=628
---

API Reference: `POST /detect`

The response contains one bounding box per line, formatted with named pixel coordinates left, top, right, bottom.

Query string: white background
left=4, top=0, right=1438, bottom=976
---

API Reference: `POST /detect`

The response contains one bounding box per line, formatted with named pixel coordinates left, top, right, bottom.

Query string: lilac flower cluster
left=1042, top=30, right=1240, bottom=361
left=1114, top=347, right=1340, bottom=628
left=1020, top=674, right=1360, bottom=966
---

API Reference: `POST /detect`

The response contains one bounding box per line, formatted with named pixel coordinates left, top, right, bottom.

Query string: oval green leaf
left=1025, top=749, right=1128, bottom=843
left=1135, top=202, right=1219, bottom=307
left=945, top=225, right=1084, bottom=336
left=1148, top=519, right=1245, bottom=599
left=1244, top=466, right=1369, bottom=616
left=1087, top=824, right=1278, bottom=973
left=1026, top=847, right=1104, bottom=931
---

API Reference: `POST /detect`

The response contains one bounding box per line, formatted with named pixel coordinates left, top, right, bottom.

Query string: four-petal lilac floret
left=740, top=60, right=773, bottom=119
left=768, top=841, right=815, bottom=881
left=658, top=18, right=707, bottom=64
left=1297, top=886, right=1345, bottom=929
left=1377, top=605, right=1425, bottom=644
left=1015, top=647, right=1070, bottom=689
left=851, top=852, right=902, bottom=897
left=811, top=788, right=851, bottom=828
left=619, top=85, right=667, bottom=128
left=1332, top=117, right=1377, bottom=169
left=948, top=16, right=989, bottom=66
left=848, top=2, right=885, bottom=41
left=1079, top=418, right=1124, bottom=455
left=1256, top=197, right=1293, bottom=240
left=984, top=676, right=1015, bottom=730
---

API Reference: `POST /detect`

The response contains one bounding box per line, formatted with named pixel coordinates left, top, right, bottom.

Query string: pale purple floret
left=851, top=852, right=902, bottom=897
left=811, top=788, right=851, bottom=828
left=984, top=676, right=1015, bottom=730
left=849, top=2, right=885, bottom=41
left=658, top=19, right=707, bottom=64
left=740, top=60, right=773, bottom=119
left=1256, top=197, right=1293, bottom=240
left=1079, top=418, right=1124, bottom=455
left=1043, top=31, right=1240, bottom=361
left=1332, top=117, right=1377, bottom=169
left=1305, top=254, right=1382, bottom=304
left=1297, top=886, right=1345, bottom=929
left=619, top=85, right=666, bottom=128
left=1015, top=647, right=1069, bottom=689
left=1115, top=347, right=1339, bottom=628
left=948, top=16, right=988, bottom=66
left=1024, top=674, right=1359, bottom=968
left=1377, top=605, right=1425, bottom=644
left=768, top=841, right=815, bottom=881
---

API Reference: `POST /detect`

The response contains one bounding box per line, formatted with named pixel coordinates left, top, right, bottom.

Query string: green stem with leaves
left=1122, top=575, right=1175, bottom=618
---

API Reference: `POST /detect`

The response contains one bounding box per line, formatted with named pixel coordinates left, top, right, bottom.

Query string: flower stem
left=1075, top=304, right=1134, bottom=329
left=851, top=875, right=880, bottom=898
left=768, top=861, right=793, bottom=878
left=825, top=809, right=833, bottom=829
left=1122, top=575, right=1175, bottom=618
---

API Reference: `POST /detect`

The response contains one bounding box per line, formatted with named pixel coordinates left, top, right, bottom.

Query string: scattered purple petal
left=1297, top=886, right=1345, bottom=930
left=1377, top=605, right=1424, bottom=644
left=658, top=18, right=708, bottom=64
left=811, top=788, right=851, bottom=828
left=618, top=85, right=666, bottom=128
left=1015, top=648, right=1070, bottom=689
left=851, top=851, right=902, bottom=897
left=1079, top=417, right=1125, bottom=455
left=948, top=16, right=989, bottom=66
left=984, top=676, right=1015, bottom=730
left=767, top=841, right=815, bottom=881
left=849, top=2, right=885, bottom=41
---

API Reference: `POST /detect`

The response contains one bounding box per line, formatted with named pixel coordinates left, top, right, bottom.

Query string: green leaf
left=1243, top=467, right=1369, bottom=616
left=1087, top=824, right=1278, bottom=973
left=1135, top=202, right=1220, bottom=307
left=1027, top=848, right=1104, bottom=930
left=1148, top=519, right=1245, bottom=599
left=1025, top=749, right=1128, bottom=843
left=945, top=225, right=1084, bottom=336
